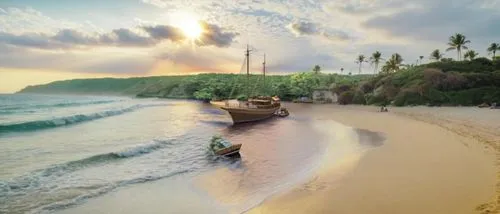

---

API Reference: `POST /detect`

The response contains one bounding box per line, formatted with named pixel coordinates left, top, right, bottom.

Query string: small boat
left=209, top=135, right=241, bottom=156
left=275, top=107, right=289, bottom=117
left=478, top=103, right=490, bottom=108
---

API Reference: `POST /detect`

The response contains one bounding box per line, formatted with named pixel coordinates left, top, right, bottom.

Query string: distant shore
left=248, top=105, right=498, bottom=214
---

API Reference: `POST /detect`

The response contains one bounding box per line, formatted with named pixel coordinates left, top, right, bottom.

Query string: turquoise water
left=0, top=94, right=379, bottom=214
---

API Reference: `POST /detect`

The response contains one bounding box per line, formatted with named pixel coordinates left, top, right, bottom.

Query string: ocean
left=0, top=94, right=380, bottom=214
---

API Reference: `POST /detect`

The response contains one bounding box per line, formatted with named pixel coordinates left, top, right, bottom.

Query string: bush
left=338, top=90, right=354, bottom=105
left=393, top=89, right=425, bottom=106
left=462, top=72, right=500, bottom=89
left=445, top=87, right=500, bottom=105
left=423, top=69, right=467, bottom=91
left=424, top=88, right=449, bottom=105
left=366, top=94, right=388, bottom=106
left=359, top=81, right=375, bottom=94
left=426, top=58, right=494, bottom=73
left=236, top=94, right=248, bottom=101
left=334, top=84, right=352, bottom=94
left=352, top=91, right=366, bottom=104
left=193, top=88, right=213, bottom=101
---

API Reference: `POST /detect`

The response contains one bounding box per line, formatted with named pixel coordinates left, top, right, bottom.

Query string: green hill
left=345, top=57, right=500, bottom=106
left=18, top=73, right=370, bottom=101
left=18, top=58, right=500, bottom=106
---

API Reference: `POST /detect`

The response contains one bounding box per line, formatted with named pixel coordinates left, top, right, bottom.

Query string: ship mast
left=263, top=54, right=266, bottom=93
left=246, top=45, right=250, bottom=99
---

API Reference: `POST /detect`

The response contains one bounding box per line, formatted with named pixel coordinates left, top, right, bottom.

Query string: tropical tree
left=313, top=65, right=321, bottom=74
left=370, top=51, right=382, bottom=74
left=463, top=50, right=479, bottom=60
left=430, top=49, right=444, bottom=61
left=356, top=55, right=367, bottom=74
left=340, top=68, right=344, bottom=74
left=487, top=43, right=500, bottom=60
left=446, top=33, right=470, bottom=60
left=381, top=53, right=403, bottom=74
left=419, top=56, right=424, bottom=64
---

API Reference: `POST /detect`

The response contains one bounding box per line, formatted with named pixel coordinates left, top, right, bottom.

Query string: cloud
left=0, top=31, right=56, bottom=49
left=287, top=20, right=351, bottom=42
left=107, top=28, right=155, bottom=46
left=0, top=22, right=238, bottom=49
left=141, top=25, right=184, bottom=41
left=288, top=21, right=318, bottom=36
left=363, top=0, right=500, bottom=42
left=51, top=29, right=99, bottom=45
left=196, top=21, right=239, bottom=47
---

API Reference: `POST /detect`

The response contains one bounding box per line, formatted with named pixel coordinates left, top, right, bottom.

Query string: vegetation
left=313, top=65, right=321, bottom=74
left=20, top=72, right=370, bottom=102
left=464, top=50, right=479, bottom=60
left=487, top=43, right=499, bottom=60
left=356, top=55, right=367, bottom=74
left=446, top=33, right=470, bottom=60
left=381, top=53, right=403, bottom=74
left=430, top=49, right=443, bottom=62
left=18, top=33, right=500, bottom=107
left=370, top=51, right=382, bottom=74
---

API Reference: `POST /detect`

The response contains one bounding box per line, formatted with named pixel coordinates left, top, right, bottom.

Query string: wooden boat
left=216, top=46, right=281, bottom=124
left=275, top=107, right=289, bottom=117
left=209, top=135, right=241, bottom=156
left=220, top=97, right=280, bottom=123
left=214, top=144, right=242, bottom=156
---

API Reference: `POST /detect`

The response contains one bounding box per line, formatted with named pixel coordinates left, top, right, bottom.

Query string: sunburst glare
left=171, top=11, right=203, bottom=40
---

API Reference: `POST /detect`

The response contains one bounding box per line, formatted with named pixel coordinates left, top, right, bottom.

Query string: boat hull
left=214, top=144, right=242, bottom=156
left=220, top=105, right=280, bottom=123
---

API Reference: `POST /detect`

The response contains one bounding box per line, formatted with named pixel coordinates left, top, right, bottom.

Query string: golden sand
left=248, top=105, right=498, bottom=214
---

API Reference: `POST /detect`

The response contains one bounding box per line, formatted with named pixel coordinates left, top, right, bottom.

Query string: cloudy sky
left=1, top=0, right=499, bottom=92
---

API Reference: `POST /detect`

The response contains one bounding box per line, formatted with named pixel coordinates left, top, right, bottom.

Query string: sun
left=171, top=12, right=203, bottom=40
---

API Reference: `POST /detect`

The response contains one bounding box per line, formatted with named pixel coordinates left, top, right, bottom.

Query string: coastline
left=248, top=105, right=498, bottom=214
left=42, top=102, right=499, bottom=214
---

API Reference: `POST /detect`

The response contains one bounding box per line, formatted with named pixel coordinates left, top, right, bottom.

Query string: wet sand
left=248, top=105, right=498, bottom=214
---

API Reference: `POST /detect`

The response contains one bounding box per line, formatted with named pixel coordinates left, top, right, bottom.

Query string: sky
left=0, top=0, right=499, bottom=93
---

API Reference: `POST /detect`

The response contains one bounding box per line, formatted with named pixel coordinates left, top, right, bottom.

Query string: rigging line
left=228, top=55, right=247, bottom=99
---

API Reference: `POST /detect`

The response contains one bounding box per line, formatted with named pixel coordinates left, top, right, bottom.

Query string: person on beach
left=380, top=105, right=389, bottom=112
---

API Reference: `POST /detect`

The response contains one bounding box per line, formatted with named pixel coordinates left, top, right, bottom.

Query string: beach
left=248, top=105, right=498, bottom=214
left=1, top=95, right=497, bottom=214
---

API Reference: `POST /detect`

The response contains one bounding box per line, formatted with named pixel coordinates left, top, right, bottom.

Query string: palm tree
left=487, top=43, right=499, bottom=60
left=356, top=55, right=367, bottom=74
left=419, top=56, right=424, bottom=64
left=370, top=51, right=382, bottom=74
left=340, top=68, right=344, bottom=74
left=381, top=53, right=403, bottom=74
left=446, top=33, right=470, bottom=60
left=430, top=49, right=443, bottom=61
left=313, top=65, right=321, bottom=74
left=464, top=50, right=479, bottom=60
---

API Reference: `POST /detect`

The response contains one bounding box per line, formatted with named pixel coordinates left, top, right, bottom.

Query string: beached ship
left=214, top=46, right=281, bottom=123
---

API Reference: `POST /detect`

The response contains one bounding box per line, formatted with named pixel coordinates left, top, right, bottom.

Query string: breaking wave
left=0, top=99, right=121, bottom=112
left=0, top=103, right=168, bottom=133
left=0, top=139, right=181, bottom=213
left=1, top=139, right=175, bottom=192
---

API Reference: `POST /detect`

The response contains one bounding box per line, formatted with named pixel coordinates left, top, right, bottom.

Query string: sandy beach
left=49, top=103, right=499, bottom=214
left=248, top=105, right=499, bottom=214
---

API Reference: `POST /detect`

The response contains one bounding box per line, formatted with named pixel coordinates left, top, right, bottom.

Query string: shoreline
left=248, top=105, right=498, bottom=214
left=40, top=103, right=498, bottom=214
